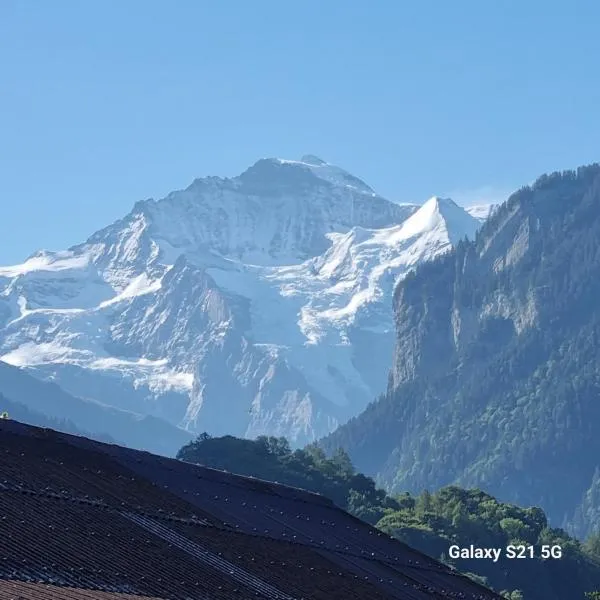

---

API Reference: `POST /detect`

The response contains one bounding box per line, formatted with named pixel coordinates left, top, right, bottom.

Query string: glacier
left=0, top=156, right=488, bottom=448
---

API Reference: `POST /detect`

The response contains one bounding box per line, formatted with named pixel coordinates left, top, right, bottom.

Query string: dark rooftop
left=0, top=419, right=502, bottom=599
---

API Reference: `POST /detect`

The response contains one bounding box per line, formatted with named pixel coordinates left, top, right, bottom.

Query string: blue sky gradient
left=2, top=0, right=599, bottom=263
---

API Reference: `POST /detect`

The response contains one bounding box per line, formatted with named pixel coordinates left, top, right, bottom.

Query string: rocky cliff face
left=322, top=163, right=600, bottom=536
left=389, top=195, right=538, bottom=389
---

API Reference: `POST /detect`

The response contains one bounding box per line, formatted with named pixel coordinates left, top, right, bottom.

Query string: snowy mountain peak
left=400, top=196, right=480, bottom=243
left=273, top=156, right=375, bottom=195
left=465, top=203, right=497, bottom=222
left=238, top=158, right=318, bottom=189
left=235, top=155, right=373, bottom=195
left=0, top=156, right=487, bottom=449
left=300, top=154, right=327, bottom=166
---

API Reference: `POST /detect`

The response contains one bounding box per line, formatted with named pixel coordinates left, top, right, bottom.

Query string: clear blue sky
left=2, top=1, right=599, bottom=264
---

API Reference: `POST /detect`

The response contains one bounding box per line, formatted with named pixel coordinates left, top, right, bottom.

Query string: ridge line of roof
left=1, top=420, right=334, bottom=507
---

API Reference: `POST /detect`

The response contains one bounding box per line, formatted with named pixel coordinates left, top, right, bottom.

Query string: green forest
left=178, top=433, right=600, bottom=600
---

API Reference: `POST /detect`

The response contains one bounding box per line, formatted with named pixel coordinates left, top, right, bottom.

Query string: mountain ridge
left=0, top=359, right=190, bottom=454
left=0, top=156, right=488, bottom=448
left=321, top=162, right=600, bottom=538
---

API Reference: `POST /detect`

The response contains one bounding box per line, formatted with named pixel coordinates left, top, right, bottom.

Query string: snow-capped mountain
left=465, top=203, right=497, bottom=222
left=0, top=156, right=483, bottom=448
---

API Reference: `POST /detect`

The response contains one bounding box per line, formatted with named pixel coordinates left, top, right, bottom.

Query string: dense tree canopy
left=379, top=486, right=600, bottom=600
left=177, top=433, right=398, bottom=524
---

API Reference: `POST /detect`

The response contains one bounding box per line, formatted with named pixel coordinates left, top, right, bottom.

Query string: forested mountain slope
left=321, top=163, right=600, bottom=538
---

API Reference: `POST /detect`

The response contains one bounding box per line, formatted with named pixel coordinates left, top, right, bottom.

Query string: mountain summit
left=393, top=196, right=481, bottom=244
left=299, top=154, right=326, bottom=165
left=0, top=157, right=483, bottom=449
left=273, top=155, right=376, bottom=194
